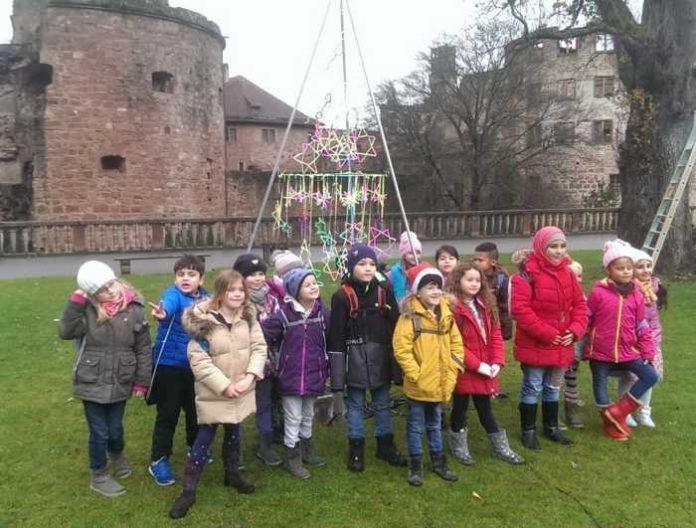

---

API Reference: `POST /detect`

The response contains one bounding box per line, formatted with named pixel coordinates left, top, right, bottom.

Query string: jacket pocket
left=75, top=356, right=100, bottom=383
left=117, top=355, right=137, bottom=383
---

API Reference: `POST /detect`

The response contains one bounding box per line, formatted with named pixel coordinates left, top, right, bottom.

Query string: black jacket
left=327, top=276, right=400, bottom=390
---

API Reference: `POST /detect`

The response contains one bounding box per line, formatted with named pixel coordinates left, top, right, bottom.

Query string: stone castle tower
left=1, top=0, right=226, bottom=220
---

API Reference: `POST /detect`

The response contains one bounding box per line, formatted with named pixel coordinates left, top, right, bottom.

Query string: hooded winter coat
left=261, top=297, right=330, bottom=396
left=59, top=295, right=151, bottom=404
left=183, top=299, right=267, bottom=425
left=393, top=296, right=463, bottom=402
left=583, top=279, right=656, bottom=363
left=453, top=299, right=505, bottom=396
left=510, top=244, right=587, bottom=368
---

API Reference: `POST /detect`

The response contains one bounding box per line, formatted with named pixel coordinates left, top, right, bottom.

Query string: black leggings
left=450, top=393, right=499, bottom=434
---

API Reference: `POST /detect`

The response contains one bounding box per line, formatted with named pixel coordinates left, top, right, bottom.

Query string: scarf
left=249, top=282, right=270, bottom=305
left=638, top=278, right=658, bottom=305
left=101, top=287, right=136, bottom=319
left=464, top=298, right=486, bottom=340
left=610, top=280, right=634, bottom=297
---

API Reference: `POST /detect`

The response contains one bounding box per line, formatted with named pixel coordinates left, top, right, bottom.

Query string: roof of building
left=223, top=75, right=314, bottom=126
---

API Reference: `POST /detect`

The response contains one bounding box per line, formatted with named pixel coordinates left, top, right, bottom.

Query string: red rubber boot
left=602, top=394, right=641, bottom=440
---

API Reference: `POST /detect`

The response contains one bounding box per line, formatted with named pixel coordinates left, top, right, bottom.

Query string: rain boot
left=448, top=427, right=475, bottom=465
left=519, top=403, right=541, bottom=450
left=347, top=437, right=365, bottom=472
left=488, top=429, right=525, bottom=464
left=168, top=458, right=205, bottom=519
left=407, top=455, right=424, bottom=486
left=430, top=452, right=458, bottom=482
left=542, top=401, right=572, bottom=445
left=284, top=443, right=310, bottom=479
left=223, top=432, right=255, bottom=493
left=300, top=437, right=326, bottom=467
left=375, top=433, right=407, bottom=467
left=256, top=432, right=282, bottom=467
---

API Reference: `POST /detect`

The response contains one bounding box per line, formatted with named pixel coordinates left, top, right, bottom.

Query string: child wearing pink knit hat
left=389, top=231, right=423, bottom=303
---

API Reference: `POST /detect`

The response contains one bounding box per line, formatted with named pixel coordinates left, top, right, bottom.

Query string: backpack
left=411, top=312, right=464, bottom=372
left=341, top=280, right=390, bottom=319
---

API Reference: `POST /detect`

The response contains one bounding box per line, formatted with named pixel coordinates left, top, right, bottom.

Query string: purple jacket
left=644, top=277, right=663, bottom=348
left=261, top=298, right=331, bottom=396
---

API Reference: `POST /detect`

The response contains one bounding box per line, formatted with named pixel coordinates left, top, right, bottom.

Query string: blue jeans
left=83, top=400, right=127, bottom=470
left=519, top=365, right=563, bottom=404
left=406, top=400, right=443, bottom=456
left=590, top=359, right=658, bottom=406
left=346, top=384, right=392, bottom=439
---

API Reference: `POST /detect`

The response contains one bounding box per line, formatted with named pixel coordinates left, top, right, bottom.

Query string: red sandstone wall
left=225, top=124, right=313, bottom=173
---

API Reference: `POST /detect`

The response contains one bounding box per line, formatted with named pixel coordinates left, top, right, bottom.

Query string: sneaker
left=90, top=468, right=126, bottom=497
left=635, top=410, right=656, bottom=428
left=625, top=414, right=638, bottom=428
left=149, top=457, right=175, bottom=486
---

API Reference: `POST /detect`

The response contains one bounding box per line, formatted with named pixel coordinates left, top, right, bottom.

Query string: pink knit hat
left=602, top=239, right=634, bottom=268
left=399, top=231, right=422, bottom=257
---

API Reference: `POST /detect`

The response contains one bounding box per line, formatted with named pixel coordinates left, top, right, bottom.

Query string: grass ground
left=1, top=250, right=695, bottom=527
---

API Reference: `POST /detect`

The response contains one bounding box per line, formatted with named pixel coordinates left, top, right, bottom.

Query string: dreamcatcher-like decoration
left=272, top=121, right=396, bottom=280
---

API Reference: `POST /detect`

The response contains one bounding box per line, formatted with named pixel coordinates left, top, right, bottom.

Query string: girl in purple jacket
left=261, top=268, right=330, bottom=479
left=584, top=240, right=658, bottom=442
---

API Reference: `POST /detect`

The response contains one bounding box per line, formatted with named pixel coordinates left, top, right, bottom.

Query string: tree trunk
left=616, top=0, right=696, bottom=273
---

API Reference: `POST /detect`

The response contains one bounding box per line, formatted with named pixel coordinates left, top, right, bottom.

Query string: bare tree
left=484, top=0, right=695, bottom=271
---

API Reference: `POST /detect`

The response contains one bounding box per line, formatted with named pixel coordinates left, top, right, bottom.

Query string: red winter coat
left=453, top=299, right=505, bottom=395
left=510, top=253, right=588, bottom=368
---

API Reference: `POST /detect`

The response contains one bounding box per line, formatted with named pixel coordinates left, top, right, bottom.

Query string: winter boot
left=284, top=443, right=310, bottom=479
left=603, top=393, right=641, bottom=438
left=330, top=391, right=346, bottom=425
left=347, top=437, right=365, bottom=472
left=448, top=428, right=475, bottom=465
left=90, top=467, right=126, bottom=497
left=430, top=452, right=458, bottom=482
left=542, top=401, right=572, bottom=445
left=407, top=455, right=424, bottom=487
left=599, top=407, right=629, bottom=441
left=375, top=433, right=407, bottom=467
left=564, top=400, right=585, bottom=429
left=300, top=437, right=326, bottom=467
left=635, top=388, right=656, bottom=428
left=108, top=451, right=132, bottom=479
left=519, top=403, right=541, bottom=450
left=256, top=433, right=283, bottom=467
left=222, top=431, right=255, bottom=493
left=488, top=429, right=525, bottom=464
left=168, top=491, right=196, bottom=519
left=223, top=471, right=255, bottom=494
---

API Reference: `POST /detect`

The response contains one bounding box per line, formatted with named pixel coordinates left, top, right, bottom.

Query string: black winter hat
left=233, top=253, right=267, bottom=278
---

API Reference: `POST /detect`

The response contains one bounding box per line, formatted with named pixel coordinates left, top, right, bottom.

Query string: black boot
left=168, top=460, right=204, bottom=519
left=519, top=403, right=541, bottom=450
left=375, top=434, right=407, bottom=467
left=223, top=429, right=256, bottom=493
left=430, top=452, right=458, bottom=482
left=542, top=401, right=572, bottom=445
left=347, top=438, right=365, bottom=472
left=256, top=432, right=282, bottom=467
left=407, top=455, right=424, bottom=486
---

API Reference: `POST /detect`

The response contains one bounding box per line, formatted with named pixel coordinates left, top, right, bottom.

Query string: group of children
left=58, top=228, right=666, bottom=517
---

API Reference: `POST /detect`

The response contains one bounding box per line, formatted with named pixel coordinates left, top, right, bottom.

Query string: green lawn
left=1, top=250, right=694, bottom=527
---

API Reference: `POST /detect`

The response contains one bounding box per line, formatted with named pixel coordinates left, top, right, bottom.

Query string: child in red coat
left=448, top=263, right=524, bottom=465
left=510, top=226, right=588, bottom=450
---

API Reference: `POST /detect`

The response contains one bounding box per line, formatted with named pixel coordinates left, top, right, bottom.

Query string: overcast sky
left=0, top=0, right=473, bottom=125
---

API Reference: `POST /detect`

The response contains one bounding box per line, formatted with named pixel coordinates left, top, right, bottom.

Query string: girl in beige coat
left=169, top=270, right=267, bottom=519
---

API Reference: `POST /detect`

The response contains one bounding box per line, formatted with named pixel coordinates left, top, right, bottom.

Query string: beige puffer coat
left=183, top=299, right=267, bottom=424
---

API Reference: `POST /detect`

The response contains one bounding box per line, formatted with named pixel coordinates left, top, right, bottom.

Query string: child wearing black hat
left=327, top=244, right=406, bottom=472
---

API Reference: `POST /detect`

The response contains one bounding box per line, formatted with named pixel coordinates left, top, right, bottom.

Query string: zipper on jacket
left=613, top=294, right=624, bottom=363
left=301, top=322, right=307, bottom=394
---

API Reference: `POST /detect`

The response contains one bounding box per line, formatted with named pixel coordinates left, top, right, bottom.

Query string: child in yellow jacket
left=393, top=262, right=464, bottom=486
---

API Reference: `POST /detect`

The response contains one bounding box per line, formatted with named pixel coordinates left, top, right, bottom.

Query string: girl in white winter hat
left=58, top=260, right=151, bottom=497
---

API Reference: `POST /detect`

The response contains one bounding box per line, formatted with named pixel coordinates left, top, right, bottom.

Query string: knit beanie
left=406, top=261, right=443, bottom=293
left=399, top=231, right=422, bottom=257
left=233, top=253, right=267, bottom=278
left=630, top=247, right=653, bottom=265
left=345, top=243, right=378, bottom=275
left=603, top=239, right=635, bottom=268
left=270, top=250, right=304, bottom=279
left=77, top=260, right=116, bottom=295
left=284, top=267, right=315, bottom=300
left=532, top=226, right=566, bottom=258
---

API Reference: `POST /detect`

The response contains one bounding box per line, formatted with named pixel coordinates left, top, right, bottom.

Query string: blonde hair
left=447, top=262, right=500, bottom=327
left=568, top=260, right=583, bottom=277
left=208, top=269, right=254, bottom=322
left=91, top=279, right=139, bottom=322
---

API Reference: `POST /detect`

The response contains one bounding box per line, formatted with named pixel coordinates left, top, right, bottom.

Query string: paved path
left=0, top=232, right=615, bottom=279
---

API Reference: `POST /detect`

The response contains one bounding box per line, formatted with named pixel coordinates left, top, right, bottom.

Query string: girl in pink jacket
left=584, top=240, right=658, bottom=442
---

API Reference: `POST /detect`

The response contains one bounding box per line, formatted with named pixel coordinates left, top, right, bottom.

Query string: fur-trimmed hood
left=183, top=298, right=256, bottom=339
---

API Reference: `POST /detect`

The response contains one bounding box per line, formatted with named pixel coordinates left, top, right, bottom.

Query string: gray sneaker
left=90, top=468, right=126, bottom=497
left=109, top=452, right=132, bottom=479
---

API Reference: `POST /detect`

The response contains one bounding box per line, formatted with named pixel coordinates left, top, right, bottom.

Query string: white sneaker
left=625, top=414, right=638, bottom=427
left=636, top=410, right=656, bottom=428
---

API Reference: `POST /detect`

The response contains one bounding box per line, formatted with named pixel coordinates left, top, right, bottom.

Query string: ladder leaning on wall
left=641, top=113, right=696, bottom=265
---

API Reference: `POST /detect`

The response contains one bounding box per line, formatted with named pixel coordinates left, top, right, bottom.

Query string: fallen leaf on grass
left=472, top=491, right=483, bottom=500
left=571, top=461, right=579, bottom=469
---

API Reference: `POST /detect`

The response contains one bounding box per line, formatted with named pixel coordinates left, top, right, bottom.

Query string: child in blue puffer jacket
left=261, top=267, right=331, bottom=480
left=148, top=255, right=208, bottom=486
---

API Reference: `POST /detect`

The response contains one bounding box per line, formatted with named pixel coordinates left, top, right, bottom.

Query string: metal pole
left=339, top=0, right=356, bottom=240
left=246, top=0, right=333, bottom=252
left=344, top=0, right=419, bottom=262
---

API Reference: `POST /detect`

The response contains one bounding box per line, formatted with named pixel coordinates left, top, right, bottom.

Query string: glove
left=70, top=290, right=90, bottom=305
left=490, top=364, right=501, bottom=378
left=132, top=384, right=148, bottom=398
left=477, top=363, right=492, bottom=377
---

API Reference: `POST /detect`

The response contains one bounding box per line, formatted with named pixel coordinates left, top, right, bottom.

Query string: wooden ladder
left=641, top=113, right=696, bottom=264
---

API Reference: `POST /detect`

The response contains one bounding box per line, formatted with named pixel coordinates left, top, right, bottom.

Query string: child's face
left=94, top=279, right=121, bottom=303
left=437, top=252, right=458, bottom=275
left=175, top=268, right=203, bottom=295
left=608, top=257, right=634, bottom=284
left=223, top=279, right=246, bottom=310
left=571, top=269, right=583, bottom=284
left=244, top=271, right=266, bottom=290
left=633, top=259, right=653, bottom=282
left=417, top=282, right=442, bottom=309
left=404, top=250, right=421, bottom=267
left=298, top=275, right=320, bottom=303
left=472, top=252, right=494, bottom=273
left=352, top=258, right=376, bottom=283
left=459, top=269, right=482, bottom=298
left=545, top=241, right=567, bottom=262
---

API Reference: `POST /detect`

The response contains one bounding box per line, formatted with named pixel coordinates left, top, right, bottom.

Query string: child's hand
left=232, top=373, right=255, bottom=395
left=490, top=364, right=501, bottom=378
left=132, top=384, right=147, bottom=398
left=477, top=363, right=493, bottom=377
left=70, top=290, right=89, bottom=304
left=149, top=302, right=167, bottom=320
left=224, top=384, right=240, bottom=398
left=552, top=331, right=574, bottom=346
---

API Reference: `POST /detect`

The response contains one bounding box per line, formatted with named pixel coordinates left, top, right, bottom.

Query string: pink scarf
left=101, top=287, right=137, bottom=318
